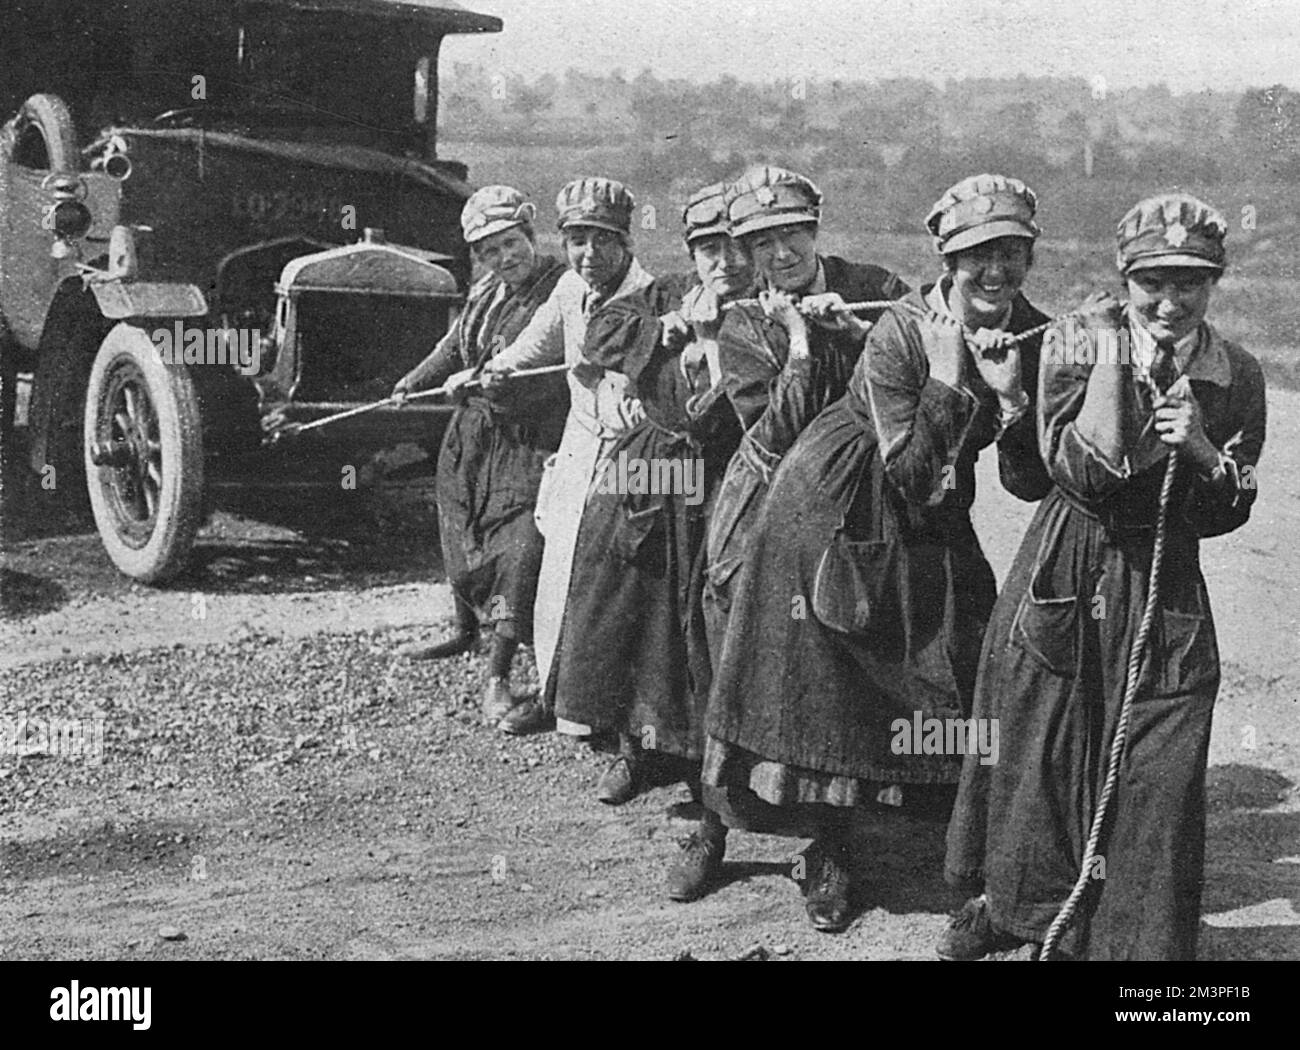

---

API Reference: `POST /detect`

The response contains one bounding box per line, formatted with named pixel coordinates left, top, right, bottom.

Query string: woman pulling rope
left=941, top=191, right=1267, bottom=961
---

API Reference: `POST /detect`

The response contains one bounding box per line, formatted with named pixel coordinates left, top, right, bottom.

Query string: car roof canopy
left=0, top=0, right=500, bottom=158
left=243, top=0, right=501, bottom=34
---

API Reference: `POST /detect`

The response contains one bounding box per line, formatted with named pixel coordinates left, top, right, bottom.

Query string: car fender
left=26, top=278, right=112, bottom=474
left=87, top=279, right=208, bottom=321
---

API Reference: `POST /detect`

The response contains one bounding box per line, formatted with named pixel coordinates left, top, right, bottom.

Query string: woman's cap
left=461, top=185, right=535, bottom=245
left=1116, top=192, right=1227, bottom=274
left=683, top=182, right=731, bottom=244
left=556, top=177, right=635, bottom=234
left=926, top=174, right=1040, bottom=255
left=725, top=166, right=822, bottom=239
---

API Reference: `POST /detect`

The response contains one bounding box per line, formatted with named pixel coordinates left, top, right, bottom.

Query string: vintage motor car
left=0, top=0, right=501, bottom=582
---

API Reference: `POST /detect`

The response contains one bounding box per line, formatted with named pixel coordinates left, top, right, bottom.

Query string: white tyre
left=83, top=323, right=204, bottom=583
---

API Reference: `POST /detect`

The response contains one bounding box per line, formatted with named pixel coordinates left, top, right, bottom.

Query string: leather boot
left=498, top=696, right=554, bottom=735
left=666, top=816, right=727, bottom=901
left=799, top=837, right=853, bottom=932
left=596, top=734, right=643, bottom=805
left=399, top=596, right=479, bottom=660
left=397, top=633, right=479, bottom=660
left=481, top=676, right=518, bottom=723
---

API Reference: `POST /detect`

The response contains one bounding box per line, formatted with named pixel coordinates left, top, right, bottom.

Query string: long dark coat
left=401, top=257, right=567, bottom=639
left=944, top=317, right=1266, bottom=960
left=553, top=281, right=744, bottom=758
left=703, top=256, right=910, bottom=653
left=703, top=289, right=1052, bottom=824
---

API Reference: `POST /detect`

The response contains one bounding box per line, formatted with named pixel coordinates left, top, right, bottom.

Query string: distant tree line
left=441, top=67, right=1300, bottom=186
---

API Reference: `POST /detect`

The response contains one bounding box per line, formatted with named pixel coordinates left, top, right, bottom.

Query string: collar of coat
left=904, top=282, right=1049, bottom=337
left=582, top=256, right=654, bottom=315
left=924, top=274, right=1014, bottom=334
left=1126, top=311, right=1233, bottom=387
left=804, top=258, right=828, bottom=296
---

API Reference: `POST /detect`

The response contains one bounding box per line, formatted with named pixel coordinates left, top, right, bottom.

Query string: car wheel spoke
left=131, top=478, right=149, bottom=519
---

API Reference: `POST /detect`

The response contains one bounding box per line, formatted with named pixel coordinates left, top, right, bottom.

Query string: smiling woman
left=947, top=240, right=1035, bottom=324
left=476, top=177, right=654, bottom=736
left=1126, top=268, right=1218, bottom=346
left=473, top=227, right=537, bottom=288
left=547, top=181, right=753, bottom=801
left=563, top=227, right=631, bottom=292
left=701, top=166, right=909, bottom=661
left=743, top=225, right=820, bottom=292
left=389, top=185, right=567, bottom=722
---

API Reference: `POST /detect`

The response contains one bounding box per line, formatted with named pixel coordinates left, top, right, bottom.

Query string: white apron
left=492, top=262, right=653, bottom=727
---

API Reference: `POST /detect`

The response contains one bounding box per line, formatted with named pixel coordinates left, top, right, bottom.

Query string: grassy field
left=445, top=138, right=1300, bottom=391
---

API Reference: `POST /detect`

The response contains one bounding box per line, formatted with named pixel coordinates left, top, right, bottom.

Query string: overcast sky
left=442, top=0, right=1300, bottom=93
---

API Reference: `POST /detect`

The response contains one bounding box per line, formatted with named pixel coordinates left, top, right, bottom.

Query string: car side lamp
left=40, top=172, right=92, bottom=259
left=94, top=134, right=133, bottom=181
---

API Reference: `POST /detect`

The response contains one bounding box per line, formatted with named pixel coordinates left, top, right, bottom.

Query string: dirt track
left=1, top=392, right=1297, bottom=961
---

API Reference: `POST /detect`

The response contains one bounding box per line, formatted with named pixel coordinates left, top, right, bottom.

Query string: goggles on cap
left=683, top=194, right=729, bottom=242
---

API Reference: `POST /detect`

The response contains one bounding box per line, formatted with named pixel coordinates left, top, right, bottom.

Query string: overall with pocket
left=702, top=256, right=909, bottom=657
left=486, top=262, right=655, bottom=700
left=943, top=312, right=1266, bottom=959
left=553, top=283, right=743, bottom=758
left=702, top=286, right=1052, bottom=832
left=398, top=258, right=568, bottom=642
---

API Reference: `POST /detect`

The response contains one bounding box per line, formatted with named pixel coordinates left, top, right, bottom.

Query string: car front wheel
left=0, top=331, right=16, bottom=541
left=83, top=323, right=204, bottom=583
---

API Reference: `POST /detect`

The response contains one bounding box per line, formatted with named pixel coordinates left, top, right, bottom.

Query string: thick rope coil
left=1039, top=444, right=1180, bottom=960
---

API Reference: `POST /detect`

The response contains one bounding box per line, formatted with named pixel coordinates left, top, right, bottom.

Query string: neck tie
left=1150, top=342, right=1177, bottom=394
left=583, top=288, right=607, bottom=322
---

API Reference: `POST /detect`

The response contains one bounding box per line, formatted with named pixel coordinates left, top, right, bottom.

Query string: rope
left=263, top=362, right=571, bottom=442
left=1038, top=443, right=1180, bottom=960
left=724, top=297, right=902, bottom=314
left=724, top=295, right=1071, bottom=347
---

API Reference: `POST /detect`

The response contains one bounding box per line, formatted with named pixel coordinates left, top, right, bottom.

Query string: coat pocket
left=705, top=463, right=764, bottom=575
left=613, top=502, right=665, bottom=564
left=705, top=554, right=744, bottom=594
left=812, top=538, right=898, bottom=637
left=532, top=453, right=562, bottom=539
left=1011, top=565, right=1079, bottom=677
left=1153, top=607, right=1219, bottom=698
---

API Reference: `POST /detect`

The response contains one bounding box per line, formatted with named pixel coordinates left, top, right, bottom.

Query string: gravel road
left=1, top=393, right=1297, bottom=961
